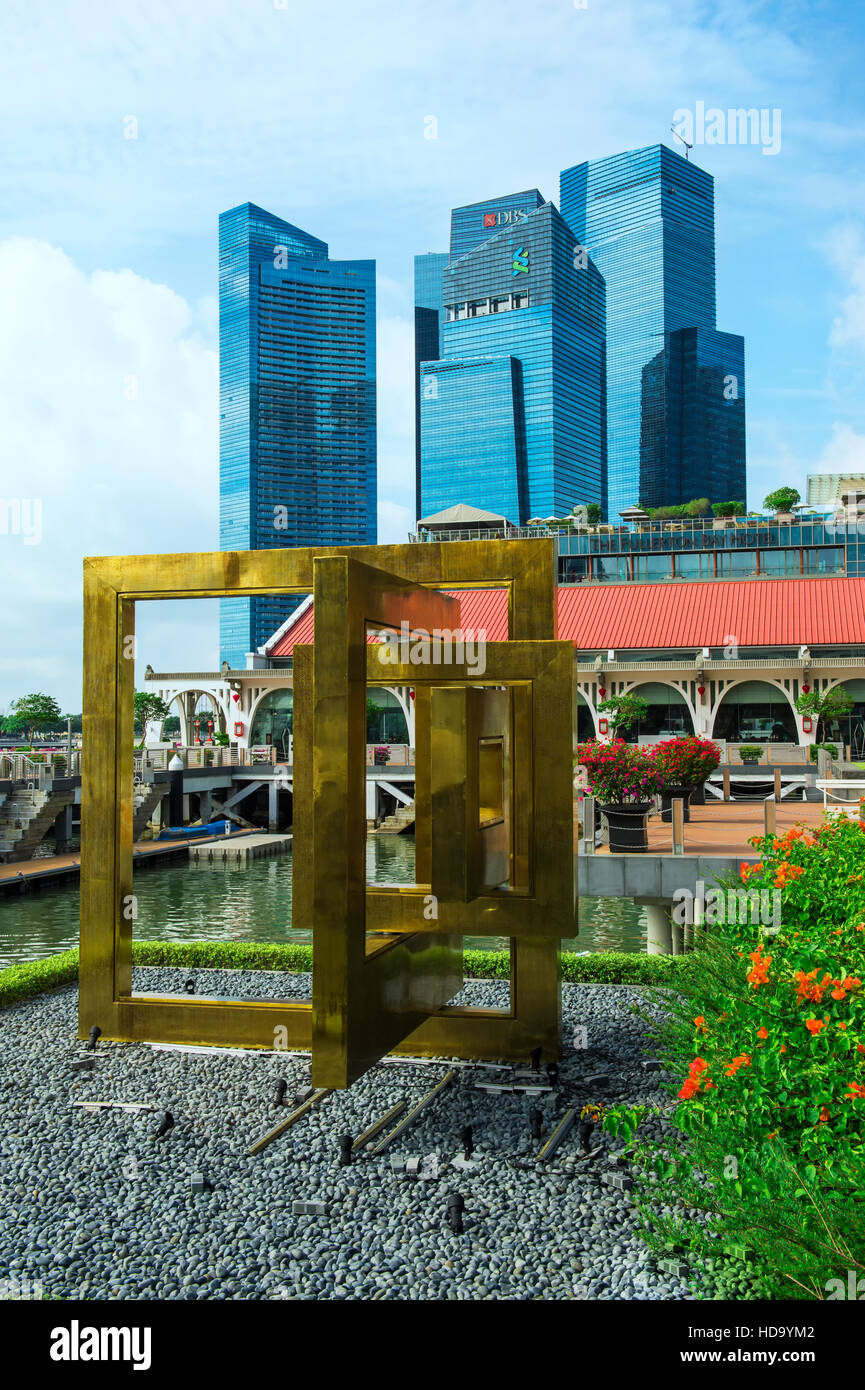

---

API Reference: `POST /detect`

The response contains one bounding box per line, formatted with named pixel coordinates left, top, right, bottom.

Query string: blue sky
left=1, top=0, right=864, bottom=709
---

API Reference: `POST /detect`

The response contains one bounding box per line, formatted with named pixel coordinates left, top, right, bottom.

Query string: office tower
left=219, top=202, right=376, bottom=667
left=640, top=327, right=746, bottom=509
left=417, top=198, right=606, bottom=524
left=413, top=252, right=449, bottom=507
left=560, top=144, right=745, bottom=517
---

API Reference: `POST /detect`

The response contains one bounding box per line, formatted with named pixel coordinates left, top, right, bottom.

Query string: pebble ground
left=0, top=970, right=695, bottom=1301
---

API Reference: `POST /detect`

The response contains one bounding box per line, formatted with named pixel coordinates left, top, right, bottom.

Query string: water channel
left=0, top=835, right=646, bottom=968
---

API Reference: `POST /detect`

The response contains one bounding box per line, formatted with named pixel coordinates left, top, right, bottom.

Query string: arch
left=617, top=680, right=695, bottom=743
left=819, top=678, right=865, bottom=758
left=576, top=690, right=595, bottom=741
left=712, top=679, right=798, bottom=745
left=163, top=687, right=229, bottom=744
left=249, top=688, right=294, bottom=757
left=365, top=688, right=410, bottom=745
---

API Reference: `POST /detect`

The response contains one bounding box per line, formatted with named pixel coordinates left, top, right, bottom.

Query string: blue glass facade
left=640, top=327, right=746, bottom=509
left=219, top=202, right=376, bottom=667
left=413, top=252, right=450, bottom=504
left=418, top=201, right=606, bottom=524
left=560, top=145, right=745, bottom=519
left=449, top=189, right=545, bottom=262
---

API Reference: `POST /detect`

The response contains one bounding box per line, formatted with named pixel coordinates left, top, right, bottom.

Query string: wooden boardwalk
left=583, top=800, right=830, bottom=859
left=0, top=831, right=257, bottom=894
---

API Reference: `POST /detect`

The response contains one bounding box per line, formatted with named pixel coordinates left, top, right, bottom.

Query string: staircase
left=0, top=786, right=76, bottom=861
left=376, top=801, right=416, bottom=835
left=133, top=782, right=168, bottom=839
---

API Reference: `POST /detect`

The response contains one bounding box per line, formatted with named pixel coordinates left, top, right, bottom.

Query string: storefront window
left=819, top=680, right=865, bottom=758
left=249, top=689, right=293, bottom=755
left=713, top=681, right=796, bottom=743
left=619, top=683, right=693, bottom=742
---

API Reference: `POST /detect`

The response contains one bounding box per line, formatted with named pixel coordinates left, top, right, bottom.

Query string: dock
left=188, top=832, right=291, bottom=862
left=0, top=830, right=259, bottom=896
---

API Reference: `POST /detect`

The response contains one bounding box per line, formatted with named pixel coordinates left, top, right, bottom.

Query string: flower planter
left=373, top=753, right=388, bottom=766
left=689, top=781, right=706, bottom=806
left=600, top=802, right=653, bottom=853
left=660, top=784, right=697, bottom=823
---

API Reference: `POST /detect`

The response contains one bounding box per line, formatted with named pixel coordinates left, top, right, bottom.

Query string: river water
left=0, top=836, right=646, bottom=968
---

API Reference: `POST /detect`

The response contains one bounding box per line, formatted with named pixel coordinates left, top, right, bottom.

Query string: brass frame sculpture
left=80, top=539, right=576, bottom=1086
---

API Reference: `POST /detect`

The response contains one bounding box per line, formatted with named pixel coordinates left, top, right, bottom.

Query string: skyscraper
left=416, top=196, right=606, bottom=524
left=560, top=144, right=745, bottom=518
left=219, top=202, right=376, bottom=667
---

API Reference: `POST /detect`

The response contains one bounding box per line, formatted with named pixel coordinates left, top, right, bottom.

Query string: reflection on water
left=0, top=835, right=645, bottom=968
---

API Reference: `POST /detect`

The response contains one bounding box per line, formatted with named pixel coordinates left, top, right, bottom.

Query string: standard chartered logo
left=512, top=247, right=529, bottom=275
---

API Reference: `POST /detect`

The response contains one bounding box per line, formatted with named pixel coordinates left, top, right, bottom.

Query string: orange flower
left=818, top=1105, right=830, bottom=1123
left=846, top=1082, right=865, bottom=1101
left=757, top=1027, right=768, bottom=1040
left=693, top=1015, right=708, bottom=1033
left=746, top=946, right=772, bottom=988
left=724, top=1052, right=752, bottom=1077
left=805, top=1018, right=825, bottom=1035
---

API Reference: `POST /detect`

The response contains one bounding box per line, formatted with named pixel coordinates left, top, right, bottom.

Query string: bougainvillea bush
left=650, top=736, right=721, bottom=788
left=614, top=809, right=865, bottom=1299
left=575, top=739, right=663, bottom=804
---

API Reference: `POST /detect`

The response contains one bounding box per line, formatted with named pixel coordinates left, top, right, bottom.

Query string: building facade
left=417, top=199, right=606, bottom=523
left=560, top=144, right=745, bottom=518
left=219, top=202, right=376, bottom=667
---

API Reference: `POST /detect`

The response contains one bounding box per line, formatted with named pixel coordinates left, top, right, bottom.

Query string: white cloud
left=813, top=422, right=865, bottom=474
left=0, top=238, right=217, bottom=711
left=827, top=225, right=865, bottom=352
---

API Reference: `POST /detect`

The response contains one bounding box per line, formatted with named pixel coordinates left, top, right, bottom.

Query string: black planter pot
left=689, top=781, right=707, bottom=806
left=600, top=802, right=653, bottom=853
left=660, top=784, right=697, bottom=822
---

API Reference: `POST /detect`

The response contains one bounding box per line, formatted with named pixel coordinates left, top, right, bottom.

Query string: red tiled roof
left=269, top=588, right=510, bottom=656
left=555, top=577, right=865, bottom=649
left=268, top=576, right=865, bottom=657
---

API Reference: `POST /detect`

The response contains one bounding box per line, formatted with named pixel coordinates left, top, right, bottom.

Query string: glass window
left=634, top=553, right=672, bottom=581
left=717, top=550, right=757, bottom=578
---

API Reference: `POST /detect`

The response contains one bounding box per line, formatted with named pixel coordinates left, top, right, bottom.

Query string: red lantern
left=409, top=690, right=415, bottom=701
left=234, top=721, right=244, bottom=738
left=232, top=692, right=240, bottom=704
left=697, top=685, right=706, bottom=696
left=801, top=684, right=810, bottom=694
left=598, top=686, right=606, bottom=697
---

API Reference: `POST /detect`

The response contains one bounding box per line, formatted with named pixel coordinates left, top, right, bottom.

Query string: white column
left=645, top=902, right=673, bottom=956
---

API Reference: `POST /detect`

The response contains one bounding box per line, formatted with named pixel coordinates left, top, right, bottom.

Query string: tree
left=712, top=500, right=746, bottom=517
left=763, top=486, right=800, bottom=513
left=133, top=691, right=171, bottom=748
left=569, top=502, right=603, bottom=526
left=795, top=687, right=853, bottom=720
left=596, top=692, right=650, bottom=737
left=9, top=692, right=63, bottom=743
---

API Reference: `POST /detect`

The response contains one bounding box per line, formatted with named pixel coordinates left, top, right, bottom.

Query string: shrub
left=737, top=744, right=764, bottom=762
left=651, top=736, right=721, bottom=788
left=809, top=743, right=839, bottom=763
left=575, top=739, right=663, bottom=804
left=611, top=813, right=865, bottom=1299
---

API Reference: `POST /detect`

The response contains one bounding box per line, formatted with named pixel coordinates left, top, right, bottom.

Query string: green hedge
left=0, top=940, right=689, bottom=1009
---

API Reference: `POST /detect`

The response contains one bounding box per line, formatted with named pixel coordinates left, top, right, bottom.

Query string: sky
left=1, top=0, right=864, bottom=711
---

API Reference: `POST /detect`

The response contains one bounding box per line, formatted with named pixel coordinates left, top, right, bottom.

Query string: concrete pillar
left=268, top=780, right=279, bottom=832
left=644, top=902, right=673, bottom=956
left=199, top=789, right=213, bottom=825
left=182, top=794, right=190, bottom=823
left=54, top=803, right=73, bottom=852
left=366, top=778, right=378, bottom=828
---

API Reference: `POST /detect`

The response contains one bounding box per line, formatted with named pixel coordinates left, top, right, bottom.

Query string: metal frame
left=79, top=539, right=574, bottom=1081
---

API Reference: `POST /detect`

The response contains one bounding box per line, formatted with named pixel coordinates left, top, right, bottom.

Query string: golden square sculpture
left=79, top=539, right=576, bottom=1087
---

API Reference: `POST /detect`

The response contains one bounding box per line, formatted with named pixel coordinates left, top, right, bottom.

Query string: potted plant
left=763, top=486, right=800, bottom=521
left=373, top=744, right=390, bottom=766
left=652, top=736, right=721, bottom=821
left=575, top=740, right=662, bottom=852
left=738, top=744, right=764, bottom=765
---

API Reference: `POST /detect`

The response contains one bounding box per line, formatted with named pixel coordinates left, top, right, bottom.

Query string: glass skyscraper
left=219, top=202, right=376, bottom=667
left=416, top=196, right=606, bottom=524
left=560, top=145, right=745, bottom=518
